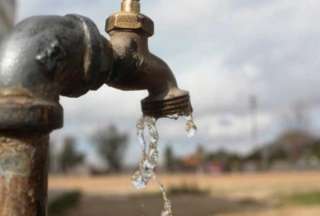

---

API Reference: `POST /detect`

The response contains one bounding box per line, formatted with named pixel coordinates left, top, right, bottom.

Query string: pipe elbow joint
left=0, top=14, right=112, bottom=132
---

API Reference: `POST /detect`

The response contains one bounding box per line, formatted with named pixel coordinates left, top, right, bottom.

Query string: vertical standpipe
left=0, top=132, right=49, bottom=215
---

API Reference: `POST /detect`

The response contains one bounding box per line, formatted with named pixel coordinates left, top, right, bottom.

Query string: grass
left=284, top=191, right=320, bottom=206
left=129, top=183, right=210, bottom=199
left=167, top=183, right=210, bottom=196
left=48, top=172, right=320, bottom=216
left=48, top=191, right=82, bottom=216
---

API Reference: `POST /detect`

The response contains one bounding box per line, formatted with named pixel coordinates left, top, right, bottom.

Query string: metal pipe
left=106, top=2, right=193, bottom=118
left=106, top=30, right=192, bottom=118
left=0, top=132, right=48, bottom=216
left=0, top=14, right=113, bottom=216
left=0, top=1, right=194, bottom=214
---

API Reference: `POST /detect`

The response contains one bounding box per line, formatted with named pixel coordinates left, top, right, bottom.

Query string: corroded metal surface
left=0, top=0, right=194, bottom=215
left=0, top=133, right=48, bottom=216
left=142, top=94, right=193, bottom=119
left=0, top=14, right=112, bottom=132
left=0, top=1, right=193, bottom=124
left=0, top=95, right=63, bottom=132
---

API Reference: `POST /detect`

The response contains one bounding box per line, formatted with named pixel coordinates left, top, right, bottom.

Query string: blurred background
left=2, top=0, right=320, bottom=215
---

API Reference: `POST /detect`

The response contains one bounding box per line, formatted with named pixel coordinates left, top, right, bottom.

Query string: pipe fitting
left=0, top=2, right=195, bottom=215
left=121, top=0, right=141, bottom=13
left=0, top=0, right=194, bottom=130
left=106, top=0, right=154, bottom=36
left=0, top=14, right=112, bottom=132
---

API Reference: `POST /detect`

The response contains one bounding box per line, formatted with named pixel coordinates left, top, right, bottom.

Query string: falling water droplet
left=132, top=116, right=159, bottom=190
left=136, top=117, right=147, bottom=154
left=167, top=114, right=179, bottom=120
left=156, top=178, right=173, bottom=216
left=132, top=171, right=147, bottom=189
left=185, top=115, right=198, bottom=138
left=133, top=112, right=197, bottom=216
left=133, top=115, right=173, bottom=216
left=149, top=148, right=160, bottom=165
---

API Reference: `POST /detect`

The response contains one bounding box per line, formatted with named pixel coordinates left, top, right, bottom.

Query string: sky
left=15, top=0, right=320, bottom=165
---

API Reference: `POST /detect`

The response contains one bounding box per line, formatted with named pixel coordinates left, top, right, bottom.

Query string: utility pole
left=249, top=94, right=268, bottom=169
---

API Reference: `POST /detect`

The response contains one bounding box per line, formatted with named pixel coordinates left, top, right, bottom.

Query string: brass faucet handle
left=121, top=0, right=140, bottom=13
left=106, top=13, right=154, bottom=36
left=106, top=0, right=154, bottom=36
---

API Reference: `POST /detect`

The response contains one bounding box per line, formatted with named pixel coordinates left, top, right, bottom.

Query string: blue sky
left=16, top=0, right=320, bottom=165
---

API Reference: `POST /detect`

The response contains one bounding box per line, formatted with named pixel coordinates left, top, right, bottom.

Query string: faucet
left=106, top=0, right=193, bottom=118
left=0, top=0, right=193, bottom=215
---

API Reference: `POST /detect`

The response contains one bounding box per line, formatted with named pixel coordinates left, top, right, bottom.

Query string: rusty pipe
left=0, top=14, right=112, bottom=131
left=0, top=4, right=192, bottom=126
left=0, top=1, right=194, bottom=214
left=0, top=14, right=113, bottom=215
left=0, top=132, right=48, bottom=216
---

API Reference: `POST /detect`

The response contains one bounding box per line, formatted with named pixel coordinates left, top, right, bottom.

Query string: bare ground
left=49, top=171, right=320, bottom=216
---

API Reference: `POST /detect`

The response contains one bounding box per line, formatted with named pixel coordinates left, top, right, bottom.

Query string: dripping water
left=185, top=115, right=197, bottom=138
left=132, top=114, right=197, bottom=216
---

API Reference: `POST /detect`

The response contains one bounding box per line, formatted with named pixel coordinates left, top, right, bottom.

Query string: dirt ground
left=49, top=171, right=320, bottom=216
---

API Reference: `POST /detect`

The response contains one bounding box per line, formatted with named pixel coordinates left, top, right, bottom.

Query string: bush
left=48, top=191, right=82, bottom=216
left=284, top=191, right=320, bottom=205
left=168, top=183, right=210, bottom=196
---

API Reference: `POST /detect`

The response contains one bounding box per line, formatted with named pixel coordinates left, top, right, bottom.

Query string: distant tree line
left=50, top=126, right=320, bottom=175
left=164, top=130, right=320, bottom=173
left=50, top=124, right=129, bottom=175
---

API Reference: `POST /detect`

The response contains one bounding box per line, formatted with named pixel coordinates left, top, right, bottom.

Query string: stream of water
left=132, top=114, right=197, bottom=216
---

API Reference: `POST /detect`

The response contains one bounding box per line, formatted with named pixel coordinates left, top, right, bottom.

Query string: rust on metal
left=141, top=94, right=193, bottom=119
left=0, top=0, right=194, bottom=215
left=0, top=95, right=63, bottom=132
left=0, top=133, right=48, bottom=216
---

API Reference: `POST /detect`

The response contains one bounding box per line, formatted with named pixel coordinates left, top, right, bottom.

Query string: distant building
left=0, top=0, right=15, bottom=41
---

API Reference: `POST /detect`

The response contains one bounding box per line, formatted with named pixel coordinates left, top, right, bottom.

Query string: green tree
left=92, top=125, right=128, bottom=173
left=58, top=137, right=84, bottom=173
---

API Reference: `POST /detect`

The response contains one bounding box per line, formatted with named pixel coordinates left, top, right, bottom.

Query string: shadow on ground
left=49, top=190, right=269, bottom=216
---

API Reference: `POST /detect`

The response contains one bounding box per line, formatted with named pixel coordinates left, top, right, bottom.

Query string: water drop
left=142, top=160, right=155, bottom=175
left=132, top=171, right=146, bottom=189
left=185, top=115, right=197, bottom=138
left=133, top=115, right=173, bottom=216
left=136, top=117, right=145, bottom=130
left=162, top=209, right=173, bottom=216
left=133, top=113, right=197, bottom=216
left=149, top=148, right=160, bottom=165
left=167, top=114, right=179, bottom=120
left=146, top=117, right=159, bottom=144
left=156, top=179, right=173, bottom=216
left=136, top=117, right=147, bottom=154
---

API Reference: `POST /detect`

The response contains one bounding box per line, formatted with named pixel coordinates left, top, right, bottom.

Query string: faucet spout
left=106, top=3, right=193, bottom=118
